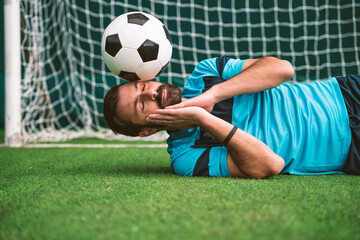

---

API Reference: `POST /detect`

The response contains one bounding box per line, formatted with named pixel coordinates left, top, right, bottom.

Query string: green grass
left=0, top=145, right=360, bottom=240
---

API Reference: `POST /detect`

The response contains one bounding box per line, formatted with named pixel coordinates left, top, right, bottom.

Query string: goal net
left=11, top=0, right=360, bottom=143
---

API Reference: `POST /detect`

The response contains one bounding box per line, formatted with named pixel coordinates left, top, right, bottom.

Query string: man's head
left=103, top=80, right=182, bottom=137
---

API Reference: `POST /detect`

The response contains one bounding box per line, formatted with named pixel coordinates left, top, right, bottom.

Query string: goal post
left=5, top=0, right=21, bottom=147
left=5, top=0, right=360, bottom=146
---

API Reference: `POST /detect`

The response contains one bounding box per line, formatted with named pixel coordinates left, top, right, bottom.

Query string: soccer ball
left=101, top=12, right=172, bottom=81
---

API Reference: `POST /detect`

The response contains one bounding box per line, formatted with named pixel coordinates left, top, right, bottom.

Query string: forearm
left=209, top=57, right=294, bottom=103
left=198, top=112, right=285, bottom=178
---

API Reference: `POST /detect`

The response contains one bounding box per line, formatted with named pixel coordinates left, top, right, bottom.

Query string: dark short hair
left=103, top=83, right=143, bottom=136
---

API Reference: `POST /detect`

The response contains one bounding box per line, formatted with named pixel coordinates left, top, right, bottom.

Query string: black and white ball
left=101, top=12, right=172, bottom=81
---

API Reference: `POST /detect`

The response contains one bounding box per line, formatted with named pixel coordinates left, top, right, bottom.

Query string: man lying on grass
left=103, top=56, right=360, bottom=178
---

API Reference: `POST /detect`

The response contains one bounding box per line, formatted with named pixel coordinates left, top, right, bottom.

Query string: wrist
left=196, top=108, right=211, bottom=127
left=209, top=85, right=223, bottom=104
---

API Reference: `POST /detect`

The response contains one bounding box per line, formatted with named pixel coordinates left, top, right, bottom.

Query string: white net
left=20, top=0, right=360, bottom=143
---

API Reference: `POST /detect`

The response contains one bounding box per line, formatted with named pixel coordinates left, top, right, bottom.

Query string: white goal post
left=5, top=0, right=360, bottom=146
left=5, top=0, right=21, bottom=147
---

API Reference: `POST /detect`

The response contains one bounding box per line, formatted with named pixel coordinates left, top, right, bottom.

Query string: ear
left=138, top=127, right=158, bottom=137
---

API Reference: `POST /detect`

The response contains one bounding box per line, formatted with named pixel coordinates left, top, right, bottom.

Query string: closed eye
left=142, top=84, right=145, bottom=91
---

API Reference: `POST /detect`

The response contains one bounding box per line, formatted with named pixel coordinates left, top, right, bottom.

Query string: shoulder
left=191, top=58, right=220, bottom=78
left=170, top=147, right=207, bottom=176
left=169, top=145, right=230, bottom=177
left=191, top=57, right=248, bottom=80
left=166, top=129, right=203, bottom=176
left=182, top=58, right=220, bottom=98
left=185, top=57, right=231, bottom=87
left=167, top=130, right=230, bottom=177
left=222, top=58, right=248, bottom=80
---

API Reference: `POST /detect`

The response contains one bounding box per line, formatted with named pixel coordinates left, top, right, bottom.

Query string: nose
left=141, top=88, right=157, bottom=101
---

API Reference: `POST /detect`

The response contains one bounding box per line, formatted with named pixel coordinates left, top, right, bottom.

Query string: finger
left=154, top=109, right=180, bottom=115
left=166, top=102, right=186, bottom=109
left=146, top=118, right=168, bottom=124
left=166, top=99, right=197, bottom=109
left=147, top=113, right=177, bottom=121
left=166, top=99, right=190, bottom=109
left=146, top=118, right=180, bottom=126
left=147, top=118, right=195, bottom=129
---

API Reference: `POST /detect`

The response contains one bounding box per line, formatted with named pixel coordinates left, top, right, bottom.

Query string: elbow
left=266, top=57, right=294, bottom=82
left=279, top=59, right=294, bottom=81
left=245, top=155, right=285, bottom=179
left=268, top=155, right=285, bottom=177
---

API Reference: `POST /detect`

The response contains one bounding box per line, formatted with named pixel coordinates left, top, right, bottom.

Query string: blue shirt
left=167, top=57, right=351, bottom=177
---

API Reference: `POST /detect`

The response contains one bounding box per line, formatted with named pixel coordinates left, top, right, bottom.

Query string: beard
left=155, top=83, right=182, bottom=109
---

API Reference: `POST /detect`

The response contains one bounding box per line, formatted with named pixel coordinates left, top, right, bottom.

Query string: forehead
left=116, top=82, right=136, bottom=124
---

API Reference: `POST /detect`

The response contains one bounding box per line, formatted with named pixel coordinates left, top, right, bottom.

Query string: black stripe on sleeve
left=216, top=56, right=230, bottom=78
left=193, top=148, right=211, bottom=177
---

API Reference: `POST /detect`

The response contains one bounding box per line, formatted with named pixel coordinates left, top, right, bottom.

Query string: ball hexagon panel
left=136, top=61, right=162, bottom=80
left=157, top=40, right=172, bottom=66
left=143, top=20, right=167, bottom=44
left=105, top=14, right=128, bottom=35
left=115, top=48, right=143, bottom=72
left=137, top=39, right=159, bottom=62
left=105, top=34, right=122, bottom=57
left=127, top=12, right=149, bottom=26
left=118, top=24, right=147, bottom=49
left=102, top=52, right=121, bottom=75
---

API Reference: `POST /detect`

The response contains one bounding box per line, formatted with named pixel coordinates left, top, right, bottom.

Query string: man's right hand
left=165, top=89, right=217, bottom=112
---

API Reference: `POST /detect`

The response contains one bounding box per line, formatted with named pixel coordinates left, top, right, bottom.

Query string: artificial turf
left=0, top=144, right=359, bottom=240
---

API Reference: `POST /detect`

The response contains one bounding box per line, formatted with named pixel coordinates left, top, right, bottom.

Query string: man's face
left=116, top=81, right=182, bottom=127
